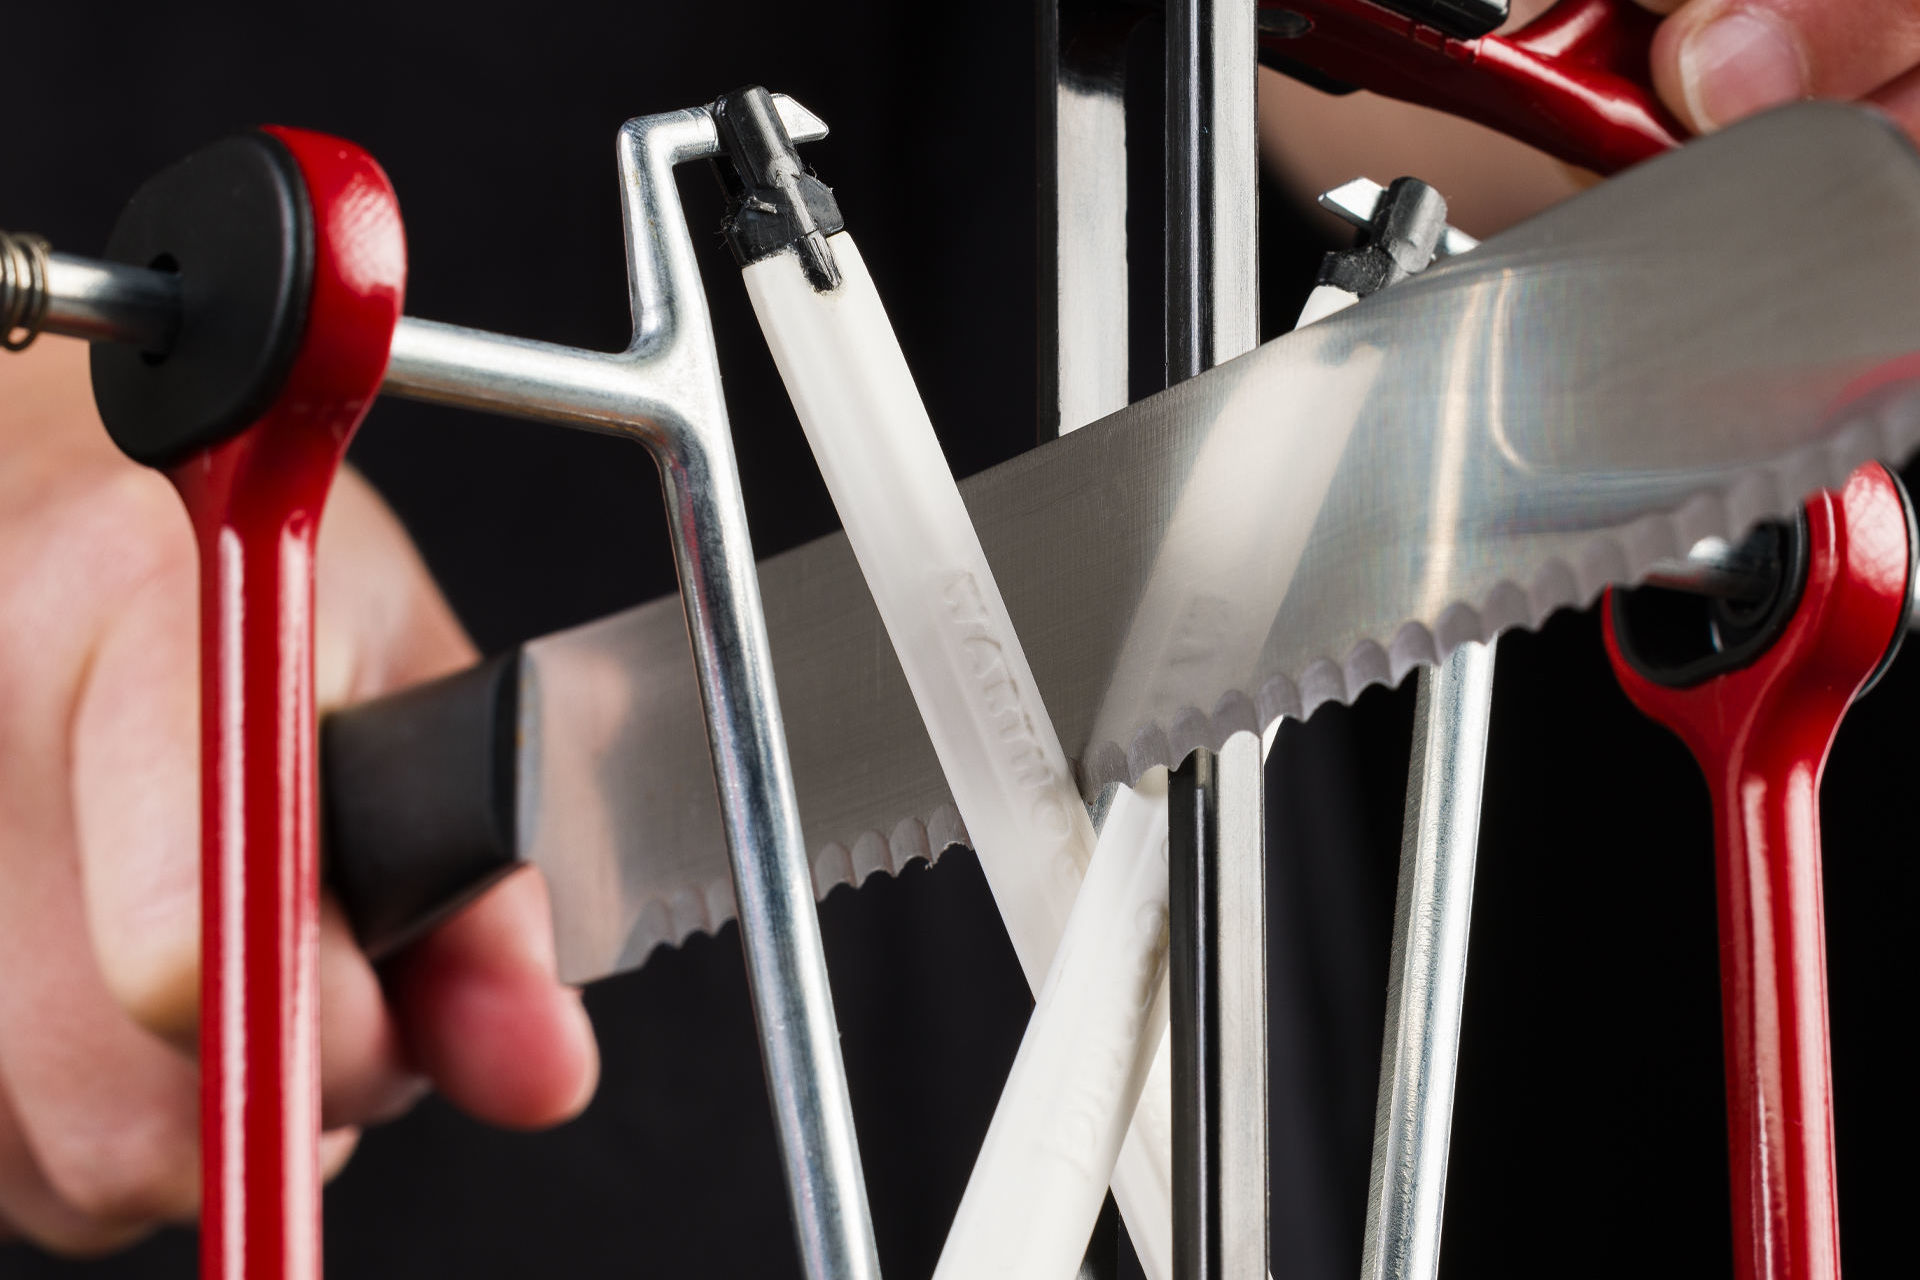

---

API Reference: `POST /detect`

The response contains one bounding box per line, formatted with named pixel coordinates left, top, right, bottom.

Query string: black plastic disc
left=90, top=131, right=314, bottom=469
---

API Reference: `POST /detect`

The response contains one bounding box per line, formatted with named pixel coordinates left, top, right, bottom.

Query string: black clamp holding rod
left=712, top=85, right=845, bottom=291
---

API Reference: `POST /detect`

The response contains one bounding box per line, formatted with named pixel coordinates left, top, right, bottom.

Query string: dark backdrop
left=2, top=3, right=1914, bottom=1278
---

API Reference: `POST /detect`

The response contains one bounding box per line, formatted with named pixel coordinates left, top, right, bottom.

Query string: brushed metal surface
left=516, top=105, right=1920, bottom=975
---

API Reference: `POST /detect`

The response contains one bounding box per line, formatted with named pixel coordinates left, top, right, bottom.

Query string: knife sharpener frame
left=4, top=7, right=1895, bottom=1275
left=4, top=96, right=882, bottom=1280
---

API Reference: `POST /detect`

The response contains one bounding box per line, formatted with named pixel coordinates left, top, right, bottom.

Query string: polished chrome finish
left=1318, top=180, right=1481, bottom=260
left=1, top=230, right=52, bottom=350
left=548, top=101, right=874, bottom=1280
left=1169, top=732, right=1268, bottom=1280
left=1165, top=0, right=1259, bottom=383
left=1362, top=641, right=1496, bottom=1280
left=1039, top=0, right=1140, bottom=439
left=1166, top=3, right=1264, bottom=1277
left=380, top=98, right=875, bottom=1280
left=1041, top=8, right=1150, bottom=1276
left=445, top=105, right=1920, bottom=980
left=40, top=252, right=180, bottom=350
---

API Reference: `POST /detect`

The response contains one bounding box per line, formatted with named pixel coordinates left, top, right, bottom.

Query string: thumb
left=1639, top=0, right=1920, bottom=136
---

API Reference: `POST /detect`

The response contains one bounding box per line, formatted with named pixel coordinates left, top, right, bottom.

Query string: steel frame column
left=1360, top=642, right=1496, bottom=1280
left=1164, top=3, right=1265, bottom=1278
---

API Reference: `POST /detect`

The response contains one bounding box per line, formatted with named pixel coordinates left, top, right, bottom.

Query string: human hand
left=0, top=337, right=598, bottom=1254
left=1633, top=0, right=1920, bottom=139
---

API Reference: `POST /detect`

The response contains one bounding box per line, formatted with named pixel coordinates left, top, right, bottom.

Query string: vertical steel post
left=1165, top=3, right=1264, bottom=1277
left=1360, top=642, right=1496, bottom=1280
left=1170, top=733, right=1269, bottom=1280
left=1040, top=8, right=1145, bottom=1275
left=1312, top=179, right=1497, bottom=1280
left=1038, top=0, right=1138, bottom=442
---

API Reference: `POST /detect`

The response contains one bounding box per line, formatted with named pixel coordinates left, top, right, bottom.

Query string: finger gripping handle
left=1603, top=464, right=1913, bottom=1280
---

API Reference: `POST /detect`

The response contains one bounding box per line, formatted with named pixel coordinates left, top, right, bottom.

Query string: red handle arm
left=1261, top=0, right=1686, bottom=173
left=165, top=129, right=404, bottom=1280
left=1603, top=464, right=1912, bottom=1280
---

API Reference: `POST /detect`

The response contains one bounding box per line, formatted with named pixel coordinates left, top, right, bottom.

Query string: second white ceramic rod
left=744, top=232, right=1177, bottom=1277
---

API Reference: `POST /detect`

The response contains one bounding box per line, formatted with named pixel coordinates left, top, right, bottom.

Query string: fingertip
left=319, top=1128, right=362, bottom=1185
left=397, top=953, right=601, bottom=1130
left=1648, top=6, right=1711, bottom=136
left=317, top=901, right=427, bottom=1129
left=387, top=870, right=601, bottom=1130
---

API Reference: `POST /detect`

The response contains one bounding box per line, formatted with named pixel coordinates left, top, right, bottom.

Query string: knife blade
left=324, top=104, right=1920, bottom=984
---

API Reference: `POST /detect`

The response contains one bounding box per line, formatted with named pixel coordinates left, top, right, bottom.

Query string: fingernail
left=1680, top=11, right=1807, bottom=132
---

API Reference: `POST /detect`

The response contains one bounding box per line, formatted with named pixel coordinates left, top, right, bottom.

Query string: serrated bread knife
left=323, top=104, right=1920, bottom=984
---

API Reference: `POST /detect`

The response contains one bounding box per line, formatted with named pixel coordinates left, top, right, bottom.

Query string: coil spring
left=1, top=229, right=52, bottom=352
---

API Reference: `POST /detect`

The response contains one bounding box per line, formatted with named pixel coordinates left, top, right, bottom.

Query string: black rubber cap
left=1610, top=515, right=1811, bottom=690
left=322, top=652, right=524, bottom=962
left=90, top=131, right=314, bottom=469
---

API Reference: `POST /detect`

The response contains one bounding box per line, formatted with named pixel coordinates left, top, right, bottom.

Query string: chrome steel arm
left=1361, top=641, right=1495, bottom=1280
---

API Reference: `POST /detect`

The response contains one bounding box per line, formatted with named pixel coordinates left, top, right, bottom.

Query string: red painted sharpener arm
left=88, top=128, right=404, bottom=1280
left=1604, top=464, right=1913, bottom=1280
left=1260, top=0, right=1686, bottom=174
left=184, top=131, right=402, bottom=1280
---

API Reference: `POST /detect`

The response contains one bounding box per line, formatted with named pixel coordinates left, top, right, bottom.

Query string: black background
left=2, top=2, right=1915, bottom=1277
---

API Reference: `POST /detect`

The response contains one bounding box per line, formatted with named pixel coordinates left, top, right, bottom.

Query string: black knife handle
left=321, top=651, right=523, bottom=961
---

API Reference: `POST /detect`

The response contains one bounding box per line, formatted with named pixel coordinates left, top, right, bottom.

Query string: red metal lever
left=1261, top=0, right=1687, bottom=174
left=164, top=131, right=404, bottom=1280
left=1603, top=463, right=1913, bottom=1280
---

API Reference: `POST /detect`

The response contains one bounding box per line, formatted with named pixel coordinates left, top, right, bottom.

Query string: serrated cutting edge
left=612, top=390, right=1920, bottom=966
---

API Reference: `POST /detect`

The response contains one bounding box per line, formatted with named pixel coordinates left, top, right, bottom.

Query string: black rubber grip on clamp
left=321, top=652, right=525, bottom=962
left=1609, top=516, right=1811, bottom=691
left=90, top=131, right=315, bottom=469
